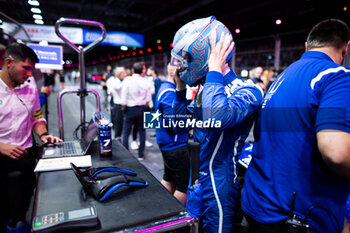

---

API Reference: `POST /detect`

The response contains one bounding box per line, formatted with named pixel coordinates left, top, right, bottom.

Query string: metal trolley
left=55, top=17, right=106, bottom=140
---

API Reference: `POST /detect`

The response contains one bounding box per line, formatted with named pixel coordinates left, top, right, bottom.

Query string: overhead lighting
left=156, top=39, right=161, bottom=44
left=28, top=0, right=40, bottom=6
left=31, top=7, right=41, bottom=14
left=33, top=14, right=43, bottom=20
left=120, top=46, right=128, bottom=51
left=235, top=28, right=241, bottom=34
left=275, top=19, right=282, bottom=25
left=34, top=19, right=44, bottom=25
left=344, top=6, right=348, bottom=11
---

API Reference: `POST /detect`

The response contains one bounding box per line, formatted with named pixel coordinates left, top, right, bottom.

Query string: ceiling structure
left=0, top=0, right=348, bottom=64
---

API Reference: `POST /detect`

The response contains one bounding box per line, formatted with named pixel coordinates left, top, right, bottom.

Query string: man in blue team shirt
left=155, top=63, right=190, bottom=206
left=242, top=19, right=350, bottom=233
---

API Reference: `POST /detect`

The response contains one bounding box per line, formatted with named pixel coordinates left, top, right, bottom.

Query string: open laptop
left=41, top=120, right=98, bottom=159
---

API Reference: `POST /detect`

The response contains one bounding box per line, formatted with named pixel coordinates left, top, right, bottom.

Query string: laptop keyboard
left=59, top=142, right=77, bottom=155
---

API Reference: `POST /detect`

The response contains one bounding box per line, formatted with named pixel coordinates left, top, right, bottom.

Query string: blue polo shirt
left=242, top=51, right=350, bottom=232
left=155, top=81, right=188, bottom=151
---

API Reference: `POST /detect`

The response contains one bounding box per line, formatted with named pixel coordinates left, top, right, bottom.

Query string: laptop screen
left=80, top=120, right=98, bottom=153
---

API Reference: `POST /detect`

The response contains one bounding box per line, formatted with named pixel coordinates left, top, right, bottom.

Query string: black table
left=32, top=140, right=195, bottom=232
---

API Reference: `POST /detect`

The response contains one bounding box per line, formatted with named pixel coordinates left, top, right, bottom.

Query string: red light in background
left=132, top=51, right=136, bottom=56
left=117, top=56, right=120, bottom=59
left=126, top=53, right=130, bottom=57
left=139, top=50, right=143, bottom=54
left=147, top=48, right=152, bottom=52
left=170, top=43, right=173, bottom=47
left=235, top=28, right=240, bottom=34
left=109, top=57, right=113, bottom=61
left=121, top=54, right=125, bottom=58
left=157, top=45, right=162, bottom=50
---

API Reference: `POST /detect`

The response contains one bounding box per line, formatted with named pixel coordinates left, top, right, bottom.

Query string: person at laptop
left=0, top=43, right=62, bottom=233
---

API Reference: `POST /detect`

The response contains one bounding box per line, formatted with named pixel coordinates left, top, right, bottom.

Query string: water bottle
left=93, top=111, right=112, bottom=157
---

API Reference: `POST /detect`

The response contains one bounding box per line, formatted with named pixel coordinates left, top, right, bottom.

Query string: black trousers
left=111, top=104, right=123, bottom=138
left=0, top=149, right=36, bottom=231
left=122, top=106, right=145, bottom=157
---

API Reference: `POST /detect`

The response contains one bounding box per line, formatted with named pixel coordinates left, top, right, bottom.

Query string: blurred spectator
left=58, top=71, right=65, bottom=90
left=107, top=66, right=126, bottom=140
left=250, top=66, right=266, bottom=91
left=71, top=70, right=79, bottom=84
left=101, top=65, right=112, bottom=109
left=147, top=66, right=162, bottom=110
left=43, top=70, right=55, bottom=92
left=261, top=69, right=275, bottom=91
left=130, top=65, right=153, bottom=149
left=121, top=62, right=151, bottom=160
left=40, top=86, right=51, bottom=97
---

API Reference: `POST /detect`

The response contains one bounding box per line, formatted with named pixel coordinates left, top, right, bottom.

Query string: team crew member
left=121, top=62, right=151, bottom=160
left=0, top=43, right=62, bottom=232
left=171, top=16, right=263, bottom=233
left=155, top=63, right=190, bottom=206
left=107, top=66, right=126, bottom=139
left=242, top=19, right=350, bottom=233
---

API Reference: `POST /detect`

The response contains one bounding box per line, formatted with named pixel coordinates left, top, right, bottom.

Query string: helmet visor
left=170, top=49, right=188, bottom=72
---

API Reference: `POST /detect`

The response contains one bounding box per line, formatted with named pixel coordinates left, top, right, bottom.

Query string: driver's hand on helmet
left=208, top=32, right=234, bottom=74
left=174, top=68, right=187, bottom=91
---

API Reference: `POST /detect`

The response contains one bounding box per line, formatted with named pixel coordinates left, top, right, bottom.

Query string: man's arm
left=317, top=130, right=350, bottom=179
left=33, top=121, right=62, bottom=144
left=343, top=217, right=349, bottom=233
left=203, top=72, right=263, bottom=130
left=202, top=32, right=263, bottom=130
left=0, top=142, right=28, bottom=160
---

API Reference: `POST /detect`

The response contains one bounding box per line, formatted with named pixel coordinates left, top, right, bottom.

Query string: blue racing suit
left=173, top=70, right=263, bottom=233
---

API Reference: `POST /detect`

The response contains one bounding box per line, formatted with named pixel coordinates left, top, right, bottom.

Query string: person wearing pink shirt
left=0, top=43, right=61, bottom=233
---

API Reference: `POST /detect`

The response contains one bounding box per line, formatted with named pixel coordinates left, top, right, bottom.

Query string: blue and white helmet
left=171, top=16, right=233, bottom=86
